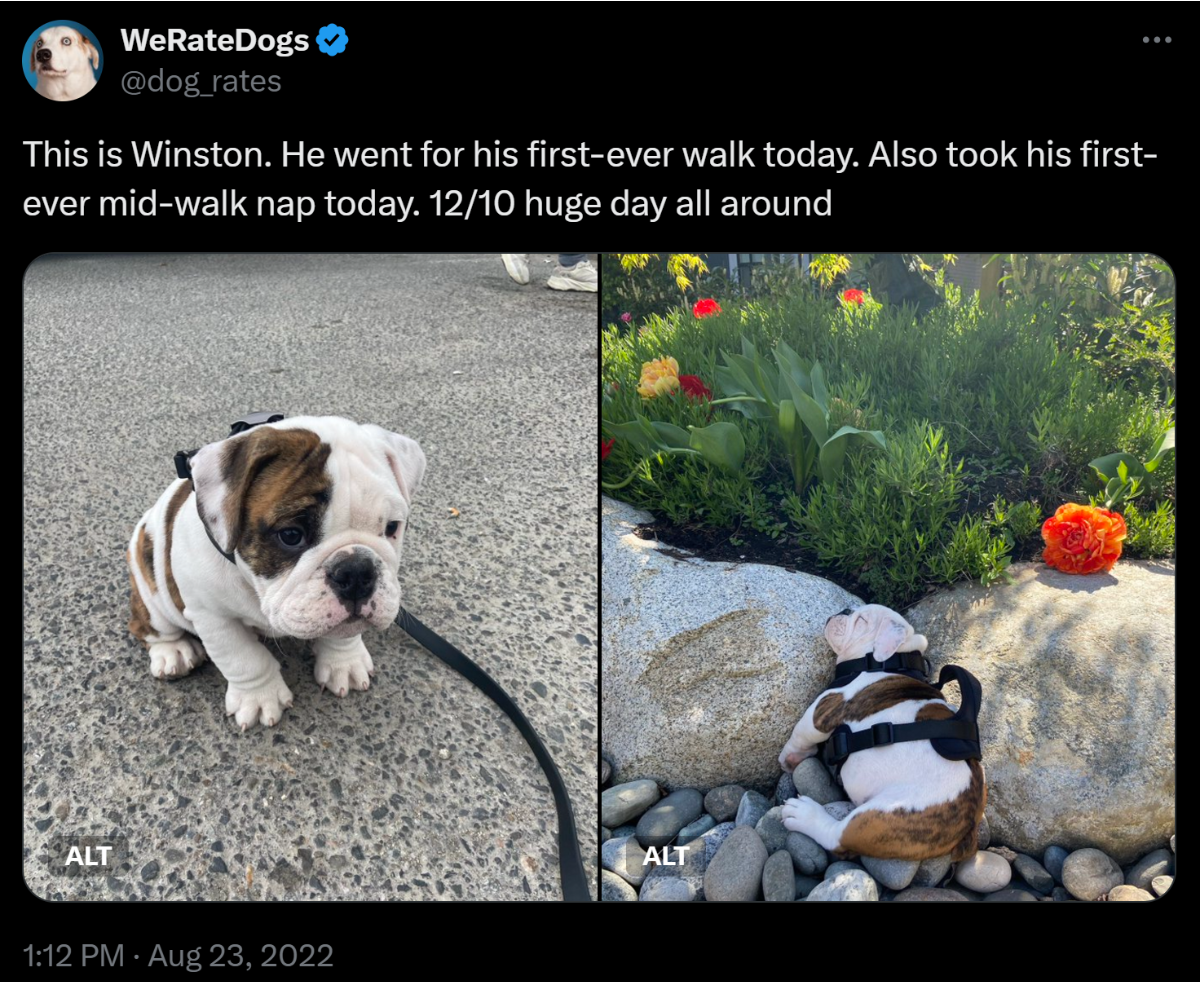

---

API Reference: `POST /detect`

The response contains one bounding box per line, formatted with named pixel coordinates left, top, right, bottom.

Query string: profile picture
left=24, top=20, right=102, bottom=101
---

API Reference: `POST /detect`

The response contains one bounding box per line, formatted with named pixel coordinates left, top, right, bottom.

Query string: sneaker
left=547, top=260, right=597, bottom=292
left=501, top=254, right=530, bottom=285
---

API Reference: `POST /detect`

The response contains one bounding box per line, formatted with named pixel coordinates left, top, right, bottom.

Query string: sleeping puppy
left=31, top=26, right=100, bottom=101
left=778, top=604, right=986, bottom=861
left=127, top=416, right=425, bottom=730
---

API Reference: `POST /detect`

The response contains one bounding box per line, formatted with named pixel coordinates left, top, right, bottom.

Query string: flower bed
left=601, top=283, right=1175, bottom=607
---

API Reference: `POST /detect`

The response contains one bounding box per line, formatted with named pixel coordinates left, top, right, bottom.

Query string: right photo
left=600, top=253, right=1175, bottom=902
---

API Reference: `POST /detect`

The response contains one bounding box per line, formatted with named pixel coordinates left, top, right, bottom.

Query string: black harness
left=169, top=413, right=589, bottom=901
left=820, top=652, right=983, bottom=775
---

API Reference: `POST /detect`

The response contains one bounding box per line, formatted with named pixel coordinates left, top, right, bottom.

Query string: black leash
left=395, top=606, right=591, bottom=901
left=175, top=413, right=591, bottom=901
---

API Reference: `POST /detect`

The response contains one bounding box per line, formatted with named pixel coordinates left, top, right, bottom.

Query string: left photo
left=24, top=252, right=598, bottom=900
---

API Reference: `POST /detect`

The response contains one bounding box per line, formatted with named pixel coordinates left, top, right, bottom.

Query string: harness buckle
left=826, top=726, right=852, bottom=767
left=870, top=721, right=895, bottom=747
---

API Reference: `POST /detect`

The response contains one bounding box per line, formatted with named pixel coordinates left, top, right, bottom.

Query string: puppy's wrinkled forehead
left=325, top=443, right=407, bottom=527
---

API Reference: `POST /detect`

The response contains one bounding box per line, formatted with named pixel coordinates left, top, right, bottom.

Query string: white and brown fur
left=31, top=26, right=100, bottom=101
left=779, top=604, right=986, bottom=861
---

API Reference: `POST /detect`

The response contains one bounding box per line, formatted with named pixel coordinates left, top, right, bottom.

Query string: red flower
left=1041, top=503, right=1127, bottom=574
left=692, top=298, right=722, bottom=318
left=619, top=312, right=632, bottom=323
left=601, top=439, right=615, bottom=461
left=678, top=374, right=713, bottom=402
left=841, top=288, right=865, bottom=305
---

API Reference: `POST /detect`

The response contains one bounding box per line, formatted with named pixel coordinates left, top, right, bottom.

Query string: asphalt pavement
left=23, top=253, right=598, bottom=900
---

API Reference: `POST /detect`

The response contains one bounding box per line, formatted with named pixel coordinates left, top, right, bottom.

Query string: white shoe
left=501, top=254, right=530, bottom=285
left=547, top=260, right=597, bottom=292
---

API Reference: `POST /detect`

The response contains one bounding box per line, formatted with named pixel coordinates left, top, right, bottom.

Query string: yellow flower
left=638, top=356, right=680, bottom=399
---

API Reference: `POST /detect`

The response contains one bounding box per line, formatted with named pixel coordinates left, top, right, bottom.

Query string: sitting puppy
left=127, top=416, right=425, bottom=730
left=778, top=604, right=986, bottom=861
left=31, top=26, right=100, bottom=101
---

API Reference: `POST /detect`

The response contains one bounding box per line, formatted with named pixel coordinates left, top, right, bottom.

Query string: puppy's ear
left=908, top=632, right=929, bottom=653
left=363, top=425, right=425, bottom=505
left=30, top=41, right=37, bottom=74
left=188, top=426, right=328, bottom=556
left=872, top=619, right=909, bottom=660
left=81, top=35, right=100, bottom=71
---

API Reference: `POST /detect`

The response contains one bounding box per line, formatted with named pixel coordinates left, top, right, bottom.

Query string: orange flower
left=637, top=356, right=680, bottom=399
left=1041, top=503, right=1127, bottom=574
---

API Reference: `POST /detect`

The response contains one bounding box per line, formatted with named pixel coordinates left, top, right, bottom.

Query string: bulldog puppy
left=127, top=416, right=425, bottom=729
left=778, top=604, right=986, bottom=861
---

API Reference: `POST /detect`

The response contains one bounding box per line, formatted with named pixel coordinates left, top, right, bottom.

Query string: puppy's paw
left=148, top=637, right=207, bottom=679
left=778, top=744, right=814, bottom=773
left=314, top=639, right=374, bottom=698
left=781, top=795, right=826, bottom=834
left=225, top=675, right=294, bottom=730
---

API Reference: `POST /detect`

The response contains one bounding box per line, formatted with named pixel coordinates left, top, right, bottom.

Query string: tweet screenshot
left=19, top=4, right=1179, bottom=929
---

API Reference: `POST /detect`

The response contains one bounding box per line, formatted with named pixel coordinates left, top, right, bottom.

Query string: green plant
left=601, top=414, right=745, bottom=490
left=713, top=337, right=885, bottom=494
left=929, top=516, right=1013, bottom=588
left=1120, top=499, right=1176, bottom=558
left=1089, top=425, right=1175, bottom=509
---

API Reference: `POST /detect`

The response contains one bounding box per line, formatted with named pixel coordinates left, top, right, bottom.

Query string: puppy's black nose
left=36, top=47, right=53, bottom=64
left=327, top=554, right=377, bottom=604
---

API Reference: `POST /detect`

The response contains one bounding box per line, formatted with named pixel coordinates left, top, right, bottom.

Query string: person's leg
left=548, top=254, right=597, bottom=292
left=501, top=254, right=530, bottom=284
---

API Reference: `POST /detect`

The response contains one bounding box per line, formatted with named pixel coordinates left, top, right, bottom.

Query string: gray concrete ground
left=23, top=253, right=598, bottom=900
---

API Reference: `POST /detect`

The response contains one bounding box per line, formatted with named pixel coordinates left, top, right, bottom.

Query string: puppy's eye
left=36, top=40, right=43, bottom=47
left=839, top=608, right=852, bottom=617
left=277, top=527, right=306, bottom=548
left=385, top=521, right=401, bottom=538
left=62, top=37, right=72, bottom=45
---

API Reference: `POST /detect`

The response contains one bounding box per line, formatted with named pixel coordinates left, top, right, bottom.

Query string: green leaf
left=602, top=416, right=661, bottom=456
left=650, top=421, right=692, bottom=449
left=774, top=340, right=812, bottom=395
left=688, top=422, right=745, bottom=472
left=818, top=433, right=848, bottom=482
left=828, top=425, right=888, bottom=451
left=1145, top=426, right=1175, bottom=472
left=779, top=399, right=797, bottom=441
left=810, top=362, right=830, bottom=412
left=1117, top=458, right=1129, bottom=484
left=779, top=372, right=829, bottom=445
left=1089, top=451, right=1145, bottom=482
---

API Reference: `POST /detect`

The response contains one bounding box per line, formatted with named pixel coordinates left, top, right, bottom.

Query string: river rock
left=907, top=561, right=1174, bottom=864
left=1124, top=848, right=1172, bottom=891
left=785, top=831, right=828, bottom=877
left=762, top=850, right=796, bottom=902
left=1107, top=884, right=1153, bottom=901
left=824, top=861, right=865, bottom=880
left=790, top=758, right=841, bottom=805
left=1013, top=853, right=1054, bottom=893
left=794, top=875, right=821, bottom=898
left=735, top=790, right=771, bottom=828
left=678, top=814, right=716, bottom=846
left=755, top=807, right=790, bottom=854
left=1151, top=875, right=1172, bottom=897
left=954, top=851, right=1011, bottom=893
left=983, top=887, right=1040, bottom=902
left=911, top=854, right=953, bottom=888
left=701, top=822, right=735, bottom=864
left=601, top=779, right=660, bottom=828
left=601, top=835, right=650, bottom=888
left=703, top=825, right=767, bottom=902
left=704, top=785, right=745, bottom=823
left=1062, top=848, right=1122, bottom=901
left=601, top=827, right=611, bottom=843
left=602, top=870, right=637, bottom=901
left=775, top=772, right=796, bottom=807
left=807, top=869, right=879, bottom=901
left=894, top=887, right=970, bottom=901
left=861, top=856, right=920, bottom=891
left=636, top=788, right=703, bottom=848
left=1043, top=845, right=1068, bottom=884
left=601, top=758, right=611, bottom=785
left=602, top=496, right=863, bottom=790
left=824, top=801, right=854, bottom=821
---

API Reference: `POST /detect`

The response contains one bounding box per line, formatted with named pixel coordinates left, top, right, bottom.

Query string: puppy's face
left=189, top=417, right=426, bottom=640
left=32, top=27, right=100, bottom=78
left=824, top=603, right=928, bottom=662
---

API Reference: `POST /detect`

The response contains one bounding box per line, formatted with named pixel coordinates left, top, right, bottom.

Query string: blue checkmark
left=315, top=23, right=348, bottom=56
